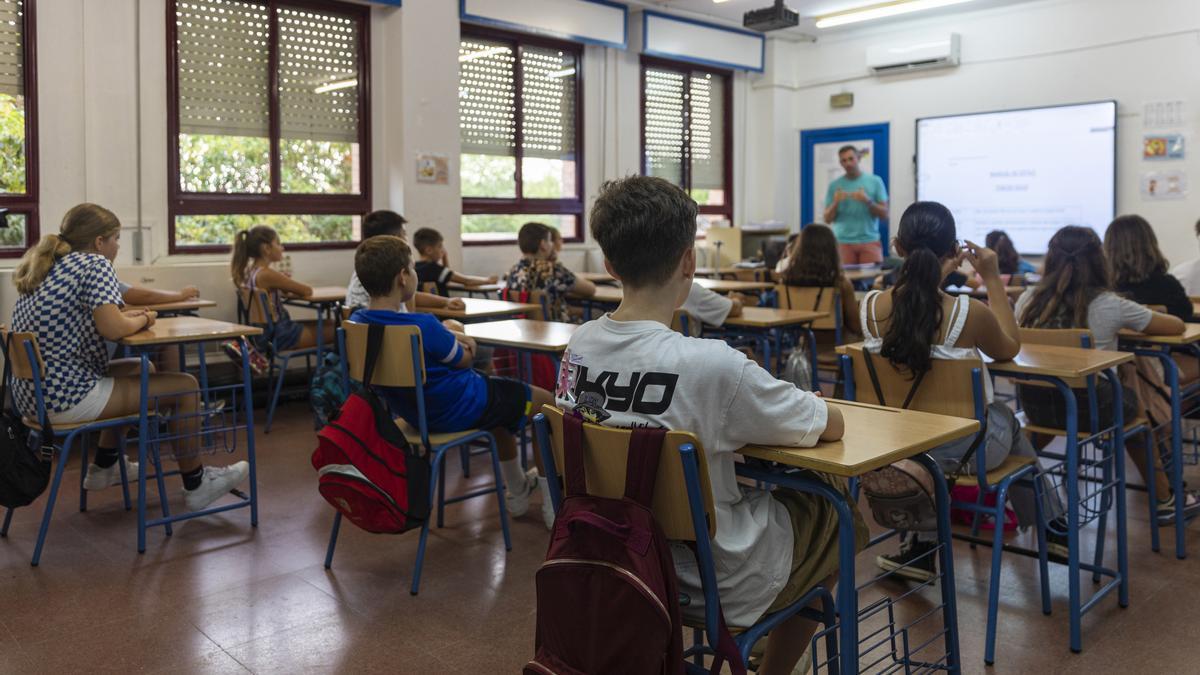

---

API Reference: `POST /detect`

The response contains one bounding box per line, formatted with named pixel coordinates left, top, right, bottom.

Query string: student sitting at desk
left=349, top=236, right=557, bottom=528
left=780, top=223, right=862, bottom=338
left=1017, top=225, right=1200, bottom=522
left=344, top=210, right=466, bottom=314
left=1104, top=215, right=1194, bottom=322
left=411, top=227, right=497, bottom=296
left=230, top=225, right=337, bottom=355
left=505, top=222, right=595, bottom=322
left=557, top=176, right=866, bottom=675
left=12, top=204, right=248, bottom=509
left=859, top=202, right=1065, bottom=578
left=678, top=282, right=749, bottom=328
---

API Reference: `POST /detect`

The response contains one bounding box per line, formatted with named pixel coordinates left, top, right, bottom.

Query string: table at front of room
left=118, top=317, right=263, bottom=553
left=984, top=343, right=1134, bottom=654
left=1117, top=323, right=1200, bottom=559
left=284, top=286, right=346, bottom=355
left=737, top=400, right=978, bottom=675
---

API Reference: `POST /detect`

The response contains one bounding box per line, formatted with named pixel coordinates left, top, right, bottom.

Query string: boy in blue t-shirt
left=349, top=235, right=557, bottom=528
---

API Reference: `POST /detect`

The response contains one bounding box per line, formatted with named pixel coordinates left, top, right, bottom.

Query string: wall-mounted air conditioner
left=867, top=34, right=960, bottom=75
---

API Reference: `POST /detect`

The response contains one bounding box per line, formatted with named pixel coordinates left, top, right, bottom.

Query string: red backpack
left=311, top=323, right=431, bottom=533
left=525, top=413, right=685, bottom=675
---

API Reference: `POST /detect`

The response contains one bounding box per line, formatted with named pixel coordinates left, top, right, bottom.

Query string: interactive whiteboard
left=916, top=101, right=1116, bottom=254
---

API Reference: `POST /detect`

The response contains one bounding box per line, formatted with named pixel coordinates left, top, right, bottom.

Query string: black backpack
left=0, top=332, right=51, bottom=508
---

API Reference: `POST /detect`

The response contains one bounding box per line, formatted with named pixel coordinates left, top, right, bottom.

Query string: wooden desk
left=983, top=343, right=1132, bottom=379
left=119, top=317, right=261, bottom=347
left=129, top=299, right=218, bottom=315
left=299, top=286, right=348, bottom=304
left=465, top=319, right=576, bottom=353
left=723, top=307, right=825, bottom=328
left=1118, top=323, right=1200, bottom=346
left=843, top=267, right=884, bottom=282
left=739, top=399, right=978, bottom=477
left=446, top=281, right=503, bottom=297
left=578, top=271, right=617, bottom=284
left=944, top=285, right=1026, bottom=300
left=693, top=278, right=774, bottom=293
left=582, top=286, right=623, bottom=305
left=428, top=298, right=541, bottom=322
left=723, top=308, right=827, bottom=377
left=694, top=267, right=718, bottom=278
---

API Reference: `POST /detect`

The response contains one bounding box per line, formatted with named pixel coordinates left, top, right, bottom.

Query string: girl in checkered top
left=11, top=204, right=248, bottom=511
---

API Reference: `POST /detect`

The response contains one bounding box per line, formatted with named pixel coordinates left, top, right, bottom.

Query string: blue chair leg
left=1031, top=473, right=1052, bottom=616
left=437, top=453, right=447, bottom=529
left=461, top=444, right=471, bottom=478
left=984, top=480, right=1014, bottom=666
left=1, top=507, right=12, bottom=536
left=117, top=439, right=132, bottom=512
left=968, top=489, right=985, bottom=549
left=79, top=440, right=89, bottom=512
left=32, top=438, right=73, bottom=566
left=1146, top=436, right=1161, bottom=553
left=485, top=434, right=513, bottom=551
left=412, top=447, right=449, bottom=595
left=265, top=356, right=288, bottom=434
left=324, top=512, right=342, bottom=569
left=149, top=425, right=173, bottom=537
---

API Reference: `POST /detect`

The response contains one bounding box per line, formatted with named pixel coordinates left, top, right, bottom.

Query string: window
left=460, top=26, right=582, bottom=244
left=0, top=0, right=36, bottom=255
left=640, top=57, right=731, bottom=227
left=168, top=0, right=370, bottom=252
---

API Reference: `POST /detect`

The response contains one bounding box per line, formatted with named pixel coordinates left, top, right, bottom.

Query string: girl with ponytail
left=860, top=202, right=1064, bottom=579
left=11, top=204, right=249, bottom=509
left=1016, top=225, right=1198, bottom=522
left=229, top=225, right=335, bottom=355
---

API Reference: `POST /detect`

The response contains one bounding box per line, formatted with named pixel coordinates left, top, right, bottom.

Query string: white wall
left=751, top=0, right=1200, bottom=259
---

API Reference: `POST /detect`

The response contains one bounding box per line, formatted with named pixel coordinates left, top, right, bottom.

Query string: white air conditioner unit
left=867, top=34, right=960, bottom=75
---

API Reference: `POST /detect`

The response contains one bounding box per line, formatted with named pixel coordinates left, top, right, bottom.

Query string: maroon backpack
left=311, top=323, right=431, bottom=533
left=525, top=413, right=685, bottom=675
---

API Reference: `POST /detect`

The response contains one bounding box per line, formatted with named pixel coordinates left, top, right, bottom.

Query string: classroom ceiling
left=638, top=0, right=1027, bottom=38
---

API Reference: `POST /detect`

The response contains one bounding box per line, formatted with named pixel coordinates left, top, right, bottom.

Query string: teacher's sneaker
left=82, top=459, right=140, bottom=490
left=183, top=462, right=250, bottom=512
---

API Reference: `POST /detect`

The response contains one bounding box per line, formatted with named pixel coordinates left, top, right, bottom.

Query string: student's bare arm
left=256, top=268, right=313, bottom=297
left=570, top=277, right=597, bottom=296
left=867, top=200, right=888, bottom=219
left=964, top=300, right=1020, bottom=361
left=123, top=285, right=197, bottom=305
left=447, top=331, right=476, bottom=369
left=94, top=305, right=155, bottom=341
left=819, top=403, right=844, bottom=441
left=1144, top=311, right=1186, bottom=336
left=449, top=271, right=498, bottom=286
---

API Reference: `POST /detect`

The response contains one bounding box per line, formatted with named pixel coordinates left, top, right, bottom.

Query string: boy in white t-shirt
left=555, top=176, right=867, bottom=675
left=1170, top=218, right=1200, bottom=295
left=679, top=282, right=750, bottom=327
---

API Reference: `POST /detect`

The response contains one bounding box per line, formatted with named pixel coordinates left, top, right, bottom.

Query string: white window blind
left=278, top=5, right=360, bottom=143
left=643, top=65, right=727, bottom=195
left=521, top=45, right=575, bottom=161
left=0, top=0, right=24, bottom=97
left=459, top=38, right=516, bottom=157
left=643, top=67, right=684, bottom=185
left=176, top=0, right=270, bottom=138
left=690, top=72, right=724, bottom=191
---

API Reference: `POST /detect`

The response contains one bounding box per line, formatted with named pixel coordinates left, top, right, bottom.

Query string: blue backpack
left=311, top=352, right=355, bottom=430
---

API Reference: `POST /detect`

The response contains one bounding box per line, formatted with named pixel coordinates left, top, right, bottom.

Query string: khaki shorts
left=764, top=473, right=870, bottom=616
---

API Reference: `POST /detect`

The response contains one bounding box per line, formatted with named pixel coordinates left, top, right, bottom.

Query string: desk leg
left=915, top=453, right=962, bottom=674
left=137, top=353, right=151, bottom=553
left=241, top=336, right=260, bottom=526
left=1104, top=369, right=1130, bottom=607
left=315, top=305, right=325, bottom=356
left=1050, top=379, right=1082, bottom=653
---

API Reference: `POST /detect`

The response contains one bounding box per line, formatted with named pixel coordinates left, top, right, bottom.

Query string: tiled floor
left=2, top=401, right=1199, bottom=673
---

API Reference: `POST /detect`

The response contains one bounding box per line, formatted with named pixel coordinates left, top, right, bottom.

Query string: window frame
left=166, top=0, right=372, bottom=254
left=0, top=0, right=38, bottom=257
left=460, top=24, right=585, bottom=247
left=639, top=55, right=733, bottom=221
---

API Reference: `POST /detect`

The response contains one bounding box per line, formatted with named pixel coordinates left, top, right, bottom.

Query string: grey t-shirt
left=1015, top=289, right=1152, bottom=351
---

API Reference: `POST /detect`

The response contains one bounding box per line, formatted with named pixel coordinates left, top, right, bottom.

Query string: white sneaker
left=82, top=459, right=140, bottom=490
left=505, top=468, right=539, bottom=518
left=182, top=462, right=250, bottom=512
left=539, top=476, right=555, bottom=530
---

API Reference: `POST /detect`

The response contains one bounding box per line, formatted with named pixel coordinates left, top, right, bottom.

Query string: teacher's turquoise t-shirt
left=825, top=174, right=888, bottom=244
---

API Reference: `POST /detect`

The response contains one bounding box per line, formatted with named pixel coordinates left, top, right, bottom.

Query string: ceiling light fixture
left=815, top=0, right=976, bottom=29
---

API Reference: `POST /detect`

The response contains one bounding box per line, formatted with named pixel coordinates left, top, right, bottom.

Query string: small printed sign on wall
left=1140, top=170, right=1187, bottom=200
left=1143, top=134, right=1185, bottom=160
left=416, top=154, right=449, bottom=184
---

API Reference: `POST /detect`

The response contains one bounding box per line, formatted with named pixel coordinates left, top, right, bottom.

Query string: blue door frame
left=800, top=123, right=891, bottom=256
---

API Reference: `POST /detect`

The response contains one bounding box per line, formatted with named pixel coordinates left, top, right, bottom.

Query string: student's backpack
left=0, top=333, right=50, bottom=509
left=310, top=352, right=351, bottom=431
left=525, top=413, right=687, bottom=675
left=311, top=323, right=431, bottom=533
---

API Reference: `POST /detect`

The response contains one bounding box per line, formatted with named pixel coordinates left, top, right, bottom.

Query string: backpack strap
left=561, top=412, right=588, bottom=497
left=362, top=323, right=385, bottom=387
left=708, top=607, right=748, bottom=675
left=622, top=426, right=666, bottom=508
left=862, top=349, right=927, bottom=410
left=813, top=286, right=825, bottom=312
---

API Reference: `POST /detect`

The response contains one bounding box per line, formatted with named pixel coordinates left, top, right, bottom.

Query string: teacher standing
left=823, top=145, right=889, bottom=265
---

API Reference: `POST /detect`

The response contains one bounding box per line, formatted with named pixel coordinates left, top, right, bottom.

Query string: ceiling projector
left=744, top=0, right=799, bottom=32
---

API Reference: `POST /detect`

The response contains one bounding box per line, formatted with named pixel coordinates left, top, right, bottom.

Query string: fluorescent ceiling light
left=713, top=0, right=733, bottom=3
left=314, top=78, right=357, bottom=94
left=815, top=0, right=976, bottom=28
left=459, top=46, right=507, bottom=63
left=546, top=67, right=576, bottom=79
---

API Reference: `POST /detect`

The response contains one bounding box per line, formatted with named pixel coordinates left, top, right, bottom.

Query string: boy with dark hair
left=1170, top=217, right=1200, bottom=295
left=345, top=210, right=466, bottom=313
left=505, top=222, right=596, bottom=322
left=412, top=227, right=497, bottom=297
left=556, top=176, right=865, bottom=675
left=350, top=236, right=557, bottom=527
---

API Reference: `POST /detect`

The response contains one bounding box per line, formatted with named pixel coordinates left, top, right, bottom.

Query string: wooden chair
left=533, top=405, right=838, bottom=670
left=671, top=309, right=698, bottom=337
left=0, top=331, right=160, bottom=566
left=841, top=344, right=1047, bottom=666
left=778, top=284, right=844, bottom=387
left=239, top=288, right=320, bottom=433
left=324, top=322, right=512, bottom=595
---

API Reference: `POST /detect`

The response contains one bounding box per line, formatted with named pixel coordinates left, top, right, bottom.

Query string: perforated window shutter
left=521, top=45, right=576, bottom=161
left=643, top=67, right=685, bottom=186
left=0, top=0, right=24, bottom=98
left=459, top=38, right=516, bottom=157
left=176, top=0, right=270, bottom=138
left=278, top=5, right=360, bottom=144
left=690, top=71, right=725, bottom=191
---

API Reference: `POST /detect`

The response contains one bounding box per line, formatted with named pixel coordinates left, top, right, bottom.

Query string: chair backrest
left=842, top=344, right=983, bottom=420
left=777, top=284, right=839, bottom=331
left=340, top=306, right=353, bottom=321
left=420, top=281, right=439, bottom=295
left=670, top=309, right=697, bottom=337
left=1017, top=327, right=1094, bottom=388
left=341, top=321, right=426, bottom=386
left=502, top=286, right=550, bottom=320
left=3, top=330, right=42, bottom=382
left=540, top=405, right=716, bottom=541
left=239, top=288, right=276, bottom=325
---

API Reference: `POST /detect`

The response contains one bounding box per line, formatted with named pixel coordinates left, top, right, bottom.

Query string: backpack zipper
left=325, top=421, right=410, bottom=479
left=540, top=558, right=670, bottom=625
